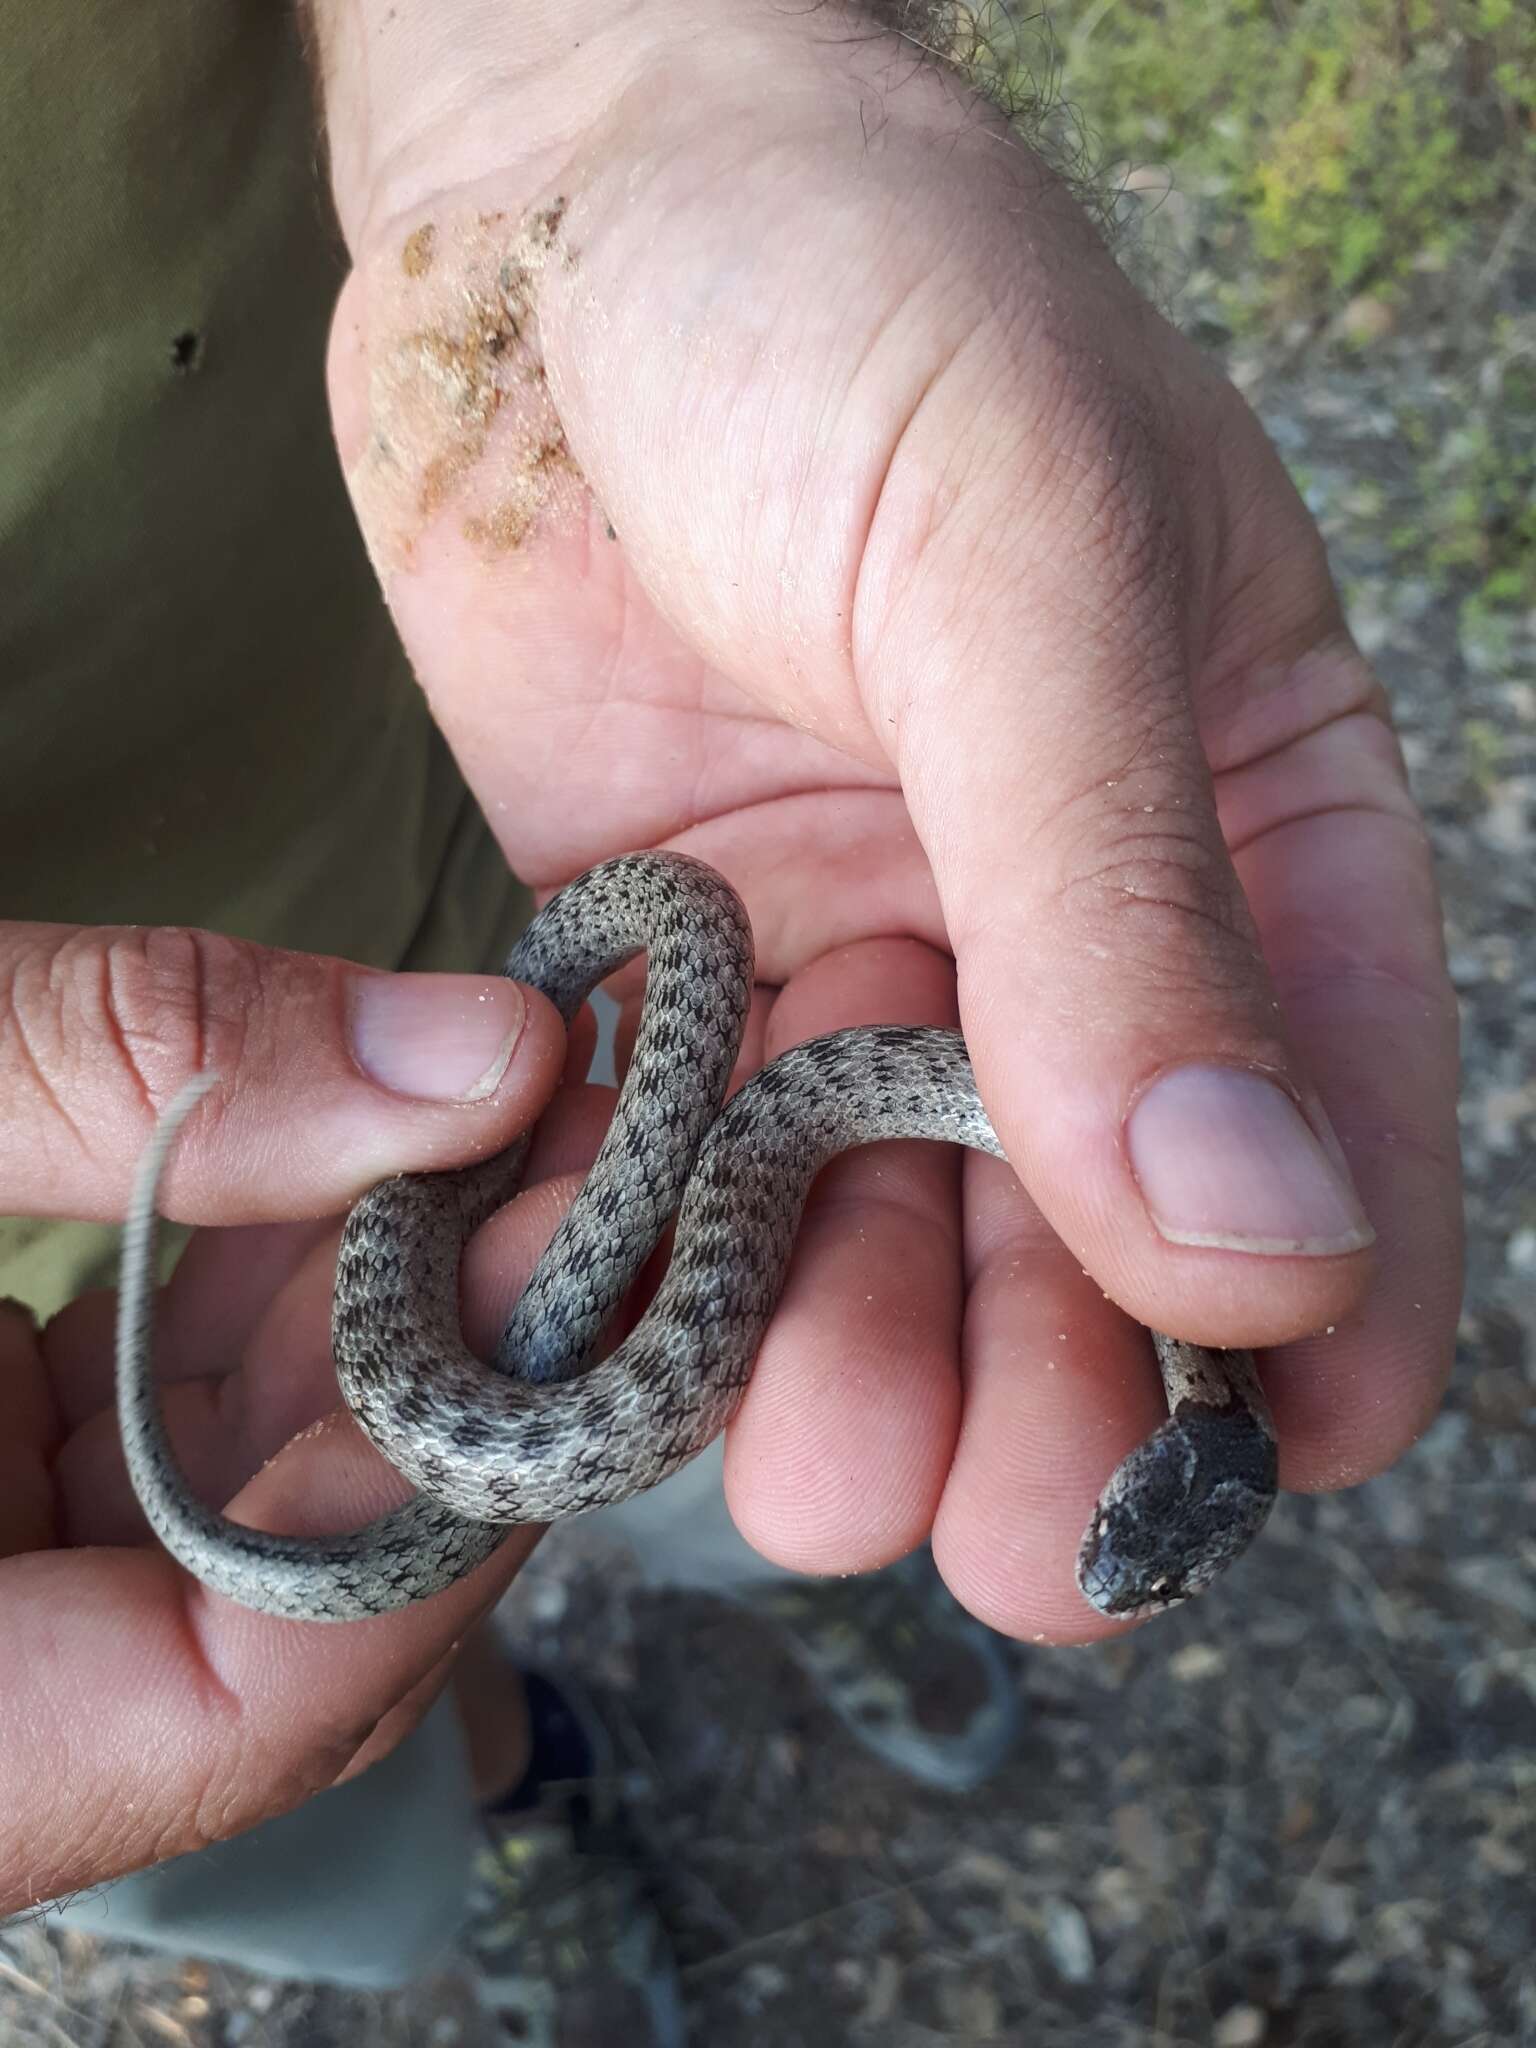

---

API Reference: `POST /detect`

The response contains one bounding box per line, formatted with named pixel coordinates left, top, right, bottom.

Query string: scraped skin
left=346, top=201, right=586, bottom=576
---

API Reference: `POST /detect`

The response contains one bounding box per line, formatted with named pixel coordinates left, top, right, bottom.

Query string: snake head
left=1075, top=1400, right=1280, bottom=1619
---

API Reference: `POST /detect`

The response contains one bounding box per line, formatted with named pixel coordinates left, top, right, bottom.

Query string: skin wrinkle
left=102, top=929, right=261, bottom=1121
left=957, top=848, right=1274, bottom=1060
left=97, top=939, right=161, bottom=1125
left=1216, top=711, right=1420, bottom=834
left=799, top=1144, right=964, bottom=1246
left=798, top=262, right=948, bottom=608
left=1034, top=361, right=1188, bottom=601
left=1058, top=844, right=1263, bottom=987
left=177, top=1708, right=348, bottom=1865
left=1227, top=791, right=1432, bottom=865
left=1273, top=949, right=1457, bottom=1024
left=850, top=316, right=1030, bottom=740
left=1196, top=618, right=1374, bottom=763
left=1003, top=691, right=1216, bottom=873
left=19, top=1570, right=249, bottom=1891
left=1211, top=499, right=1344, bottom=616
left=863, top=364, right=1198, bottom=798
left=2, top=961, right=84, bottom=1161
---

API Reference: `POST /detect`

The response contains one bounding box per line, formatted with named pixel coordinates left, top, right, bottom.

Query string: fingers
left=0, top=920, right=564, bottom=1222
left=709, top=934, right=1205, bottom=1641
left=932, top=1155, right=1166, bottom=1644
left=0, top=1302, right=57, bottom=1558
left=0, top=1458, right=533, bottom=1918
left=4, top=1235, right=543, bottom=1915
left=862, top=351, right=1383, bottom=1353
left=47, top=1082, right=624, bottom=1547
left=1222, top=717, right=1463, bottom=1484
left=720, top=936, right=967, bottom=1570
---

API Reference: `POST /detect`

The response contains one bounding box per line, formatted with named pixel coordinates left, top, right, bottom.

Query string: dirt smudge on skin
left=350, top=198, right=585, bottom=573
left=461, top=430, right=581, bottom=555
left=400, top=223, right=437, bottom=277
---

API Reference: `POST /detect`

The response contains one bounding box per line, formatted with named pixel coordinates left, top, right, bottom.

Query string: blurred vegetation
left=1031, top=0, right=1533, bottom=315
left=926, top=0, right=1535, bottom=616
left=1402, top=314, right=1535, bottom=639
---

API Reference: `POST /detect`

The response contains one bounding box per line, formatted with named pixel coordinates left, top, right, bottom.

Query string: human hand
left=0, top=920, right=571, bottom=1914
left=317, top=0, right=1461, bottom=1643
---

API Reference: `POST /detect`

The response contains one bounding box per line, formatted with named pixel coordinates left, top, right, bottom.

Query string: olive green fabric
left=0, top=3, right=529, bottom=1314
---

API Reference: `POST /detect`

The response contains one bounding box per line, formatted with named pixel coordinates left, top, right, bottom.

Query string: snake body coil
left=117, top=852, right=1278, bottom=1623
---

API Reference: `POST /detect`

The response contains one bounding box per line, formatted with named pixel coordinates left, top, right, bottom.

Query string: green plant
left=978, top=0, right=1535, bottom=321
left=1409, top=317, right=1536, bottom=618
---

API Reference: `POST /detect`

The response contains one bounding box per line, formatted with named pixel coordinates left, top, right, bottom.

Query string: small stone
left=940, top=1982, right=1003, bottom=2033
left=1330, top=1949, right=1380, bottom=1987
left=1477, top=1081, right=1536, bottom=1150
left=1214, top=2004, right=1268, bottom=2046
left=1478, top=1834, right=1525, bottom=1877
left=528, top=1574, right=569, bottom=1624
left=1114, top=1801, right=1177, bottom=1881
left=1296, top=1879, right=1358, bottom=1943
left=1451, top=1555, right=1536, bottom=1621
left=1042, top=1896, right=1095, bottom=1983
left=743, top=1961, right=788, bottom=2001
left=1091, top=1864, right=1144, bottom=1928
left=861, top=1955, right=901, bottom=2026
left=1336, top=294, right=1397, bottom=345
left=1169, top=1641, right=1226, bottom=1681
left=1279, top=1796, right=1317, bottom=1842
left=955, top=1849, right=1022, bottom=1891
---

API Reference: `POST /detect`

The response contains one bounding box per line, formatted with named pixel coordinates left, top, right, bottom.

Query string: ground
left=4, top=99, right=1533, bottom=2048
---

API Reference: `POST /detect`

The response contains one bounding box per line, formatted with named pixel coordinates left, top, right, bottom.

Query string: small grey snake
left=117, top=851, right=1278, bottom=1623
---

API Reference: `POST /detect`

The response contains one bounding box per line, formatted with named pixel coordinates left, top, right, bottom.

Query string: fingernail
left=1128, top=1065, right=1374, bottom=1257
left=348, top=974, right=526, bottom=1103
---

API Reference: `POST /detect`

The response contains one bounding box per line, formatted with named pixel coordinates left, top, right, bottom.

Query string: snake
left=116, top=850, right=1278, bottom=1625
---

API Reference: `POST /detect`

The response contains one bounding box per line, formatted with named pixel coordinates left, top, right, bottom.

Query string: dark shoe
left=465, top=1673, right=685, bottom=2048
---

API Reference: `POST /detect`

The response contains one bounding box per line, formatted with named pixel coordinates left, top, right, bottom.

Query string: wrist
left=313, top=0, right=830, bottom=252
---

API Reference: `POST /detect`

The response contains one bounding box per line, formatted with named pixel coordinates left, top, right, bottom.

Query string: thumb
left=876, top=493, right=1373, bottom=1352
left=0, top=922, right=564, bottom=1222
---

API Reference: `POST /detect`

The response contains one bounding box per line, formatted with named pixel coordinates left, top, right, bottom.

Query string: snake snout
left=1076, top=1406, right=1279, bottom=1618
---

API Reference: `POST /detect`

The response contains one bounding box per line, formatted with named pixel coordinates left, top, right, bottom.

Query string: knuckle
left=98, top=927, right=264, bottom=1109
left=5, top=927, right=271, bottom=1127
left=859, top=301, right=1206, bottom=726
left=1, top=927, right=279, bottom=1188
left=1053, top=808, right=1260, bottom=1003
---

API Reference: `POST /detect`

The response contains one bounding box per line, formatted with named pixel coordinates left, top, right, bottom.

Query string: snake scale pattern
left=117, top=852, right=1278, bottom=1624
